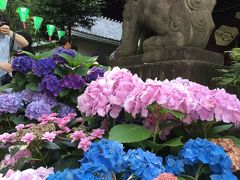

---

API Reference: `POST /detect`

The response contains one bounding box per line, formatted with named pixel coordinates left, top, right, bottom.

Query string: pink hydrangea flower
left=15, top=124, right=25, bottom=131
left=77, top=67, right=144, bottom=118
left=70, top=130, right=86, bottom=143
left=90, top=128, right=105, bottom=140
left=38, top=113, right=58, bottom=124
left=1, top=149, right=32, bottom=168
left=3, top=167, right=54, bottom=180
left=154, top=173, right=178, bottom=180
left=0, top=154, right=12, bottom=168
left=77, top=68, right=240, bottom=126
left=0, top=133, right=16, bottom=143
left=41, top=132, right=57, bottom=142
left=78, top=137, right=92, bottom=151
left=21, top=133, right=35, bottom=144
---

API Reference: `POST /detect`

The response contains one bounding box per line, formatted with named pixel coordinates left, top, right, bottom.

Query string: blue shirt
left=0, top=34, right=18, bottom=77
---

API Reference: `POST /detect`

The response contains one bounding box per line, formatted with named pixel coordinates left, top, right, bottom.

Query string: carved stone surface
left=109, top=47, right=224, bottom=66
left=113, top=0, right=216, bottom=59
left=108, top=48, right=224, bottom=88
left=120, top=60, right=223, bottom=89
left=215, top=25, right=239, bottom=46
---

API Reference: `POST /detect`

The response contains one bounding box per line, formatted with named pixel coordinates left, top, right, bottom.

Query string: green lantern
left=17, top=7, right=30, bottom=29
left=0, top=0, right=8, bottom=11
left=57, top=30, right=65, bottom=40
left=33, top=16, right=43, bottom=33
left=46, top=24, right=56, bottom=41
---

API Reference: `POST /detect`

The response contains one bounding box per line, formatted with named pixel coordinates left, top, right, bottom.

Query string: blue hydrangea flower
left=123, top=148, right=165, bottom=180
left=80, top=139, right=125, bottom=174
left=39, top=75, right=61, bottom=97
left=165, top=155, right=184, bottom=175
left=180, top=138, right=237, bottom=179
left=32, top=58, right=55, bottom=77
left=12, top=55, right=35, bottom=74
left=25, top=100, right=51, bottom=120
left=78, top=162, right=112, bottom=180
left=58, top=104, right=76, bottom=118
left=210, top=172, right=238, bottom=180
left=47, top=169, right=80, bottom=180
left=60, top=74, right=86, bottom=90
left=53, top=47, right=75, bottom=64
left=0, top=94, right=23, bottom=113
left=85, top=67, right=105, bottom=83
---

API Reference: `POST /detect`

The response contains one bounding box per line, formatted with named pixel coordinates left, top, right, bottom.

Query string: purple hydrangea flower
left=39, top=75, right=61, bottom=97
left=53, top=47, right=75, bottom=64
left=12, top=56, right=35, bottom=74
left=60, top=74, right=86, bottom=89
left=85, top=67, right=105, bottom=83
left=20, top=90, right=57, bottom=107
left=0, top=94, right=23, bottom=114
left=32, top=58, right=55, bottom=77
left=25, top=100, right=51, bottom=120
left=58, top=104, right=76, bottom=118
left=20, top=90, right=38, bottom=104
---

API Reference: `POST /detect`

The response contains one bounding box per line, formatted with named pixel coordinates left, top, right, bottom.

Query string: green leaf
left=59, top=89, right=70, bottom=98
left=14, top=72, right=26, bottom=87
left=42, top=142, right=61, bottom=150
left=21, top=51, right=37, bottom=59
left=25, top=82, right=39, bottom=91
left=0, top=83, right=17, bottom=92
left=54, top=139, right=77, bottom=148
left=35, top=49, right=54, bottom=60
left=178, top=177, right=187, bottom=180
left=59, top=53, right=75, bottom=67
left=159, top=108, right=185, bottom=120
left=15, top=157, right=30, bottom=171
left=109, top=124, right=152, bottom=143
left=12, top=116, right=29, bottom=125
left=54, top=66, right=68, bottom=76
left=74, top=66, right=89, bottom=76
left=209, top=124, right=233, bottom=134
left=146, top=136, right=183, bottom=152
left=55, top=156, right=80, bottom=171
left=25, top=73, right=39, bottom=82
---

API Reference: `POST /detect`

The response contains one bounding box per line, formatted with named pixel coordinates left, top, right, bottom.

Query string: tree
left=31, top=0, right=105, bottom=37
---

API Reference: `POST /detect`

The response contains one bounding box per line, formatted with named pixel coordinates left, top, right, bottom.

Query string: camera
left=0, top=21, right=6, bottom=27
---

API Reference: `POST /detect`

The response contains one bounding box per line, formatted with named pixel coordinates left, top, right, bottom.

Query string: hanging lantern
left=33, top=16, right=43, bottom=33
left=46, top=24, right=56, bottom=41
left=57, top=30, right=65, bottom=40
left=17, top=7, right=30, bottom=29
left=0, top=0, right=8, bottom=11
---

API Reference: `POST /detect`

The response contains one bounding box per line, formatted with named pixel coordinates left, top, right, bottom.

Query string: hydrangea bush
left=0, top=60, right=239, bottom=180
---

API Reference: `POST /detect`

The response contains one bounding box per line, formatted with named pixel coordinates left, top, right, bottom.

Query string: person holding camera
left=0, top=14, right=29, bottom=85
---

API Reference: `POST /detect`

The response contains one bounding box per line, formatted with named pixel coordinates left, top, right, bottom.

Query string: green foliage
left=42, top=142, right=61, bottom=150
left=54, top=156, right=80, bottom=171
left=209, top=124, right=233, bottom=135
left=30, top=0, right=105, bottom=35
left=109, top=124, right=152, bottom=143
left=158, top=108, right=185, bottom=121
left=214, top=48, right=240, bottom=96
left=146, top=136, right=183, bottom=153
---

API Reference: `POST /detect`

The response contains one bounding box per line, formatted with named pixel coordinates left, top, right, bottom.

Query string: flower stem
left=181, top=175, right=195, bottom=180
left=153, top=118, right=159, bottom=144
left=6, top=115, right=12, bottom=130
left=35, top=146, right=47, bottom=166
left=194, top=163, right=203, bottom=180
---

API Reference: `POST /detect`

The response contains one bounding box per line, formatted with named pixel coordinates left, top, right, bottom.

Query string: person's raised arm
left=0, top=25, right=29, bottom=48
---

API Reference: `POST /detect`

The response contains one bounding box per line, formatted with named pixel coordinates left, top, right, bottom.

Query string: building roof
left=72, top=16, right=122, bottom=43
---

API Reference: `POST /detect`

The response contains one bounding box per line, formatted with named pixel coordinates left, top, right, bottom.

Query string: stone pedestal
left=108, top=47, right=224, bottom=88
